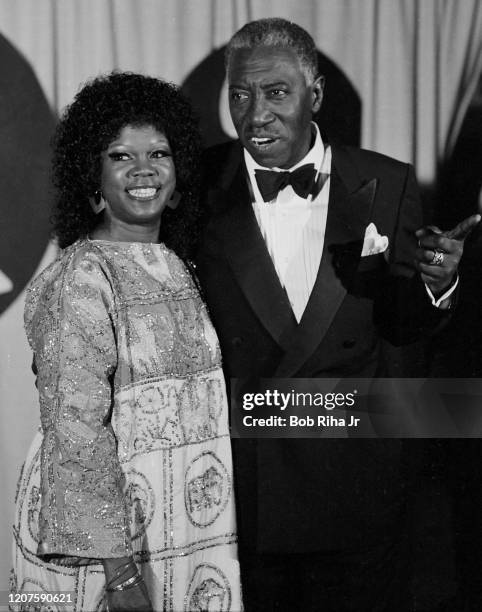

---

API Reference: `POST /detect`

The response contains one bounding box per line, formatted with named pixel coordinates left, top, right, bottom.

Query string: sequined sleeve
left=25, top=246, right=132, bottom=560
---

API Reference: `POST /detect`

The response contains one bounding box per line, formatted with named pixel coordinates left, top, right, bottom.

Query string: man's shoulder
left=332, top=143, right=411, bottom=178
left=201, top=140, right=243, bottom=184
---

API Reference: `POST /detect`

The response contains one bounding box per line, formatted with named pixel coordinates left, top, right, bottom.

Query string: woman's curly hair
left=52, top=71, right=202, bottom=260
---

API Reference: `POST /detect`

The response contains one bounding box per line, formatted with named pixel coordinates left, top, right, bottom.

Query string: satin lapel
left=217, top=159, right=297, bottom=351
left=275, top=148, right=379, bottom=377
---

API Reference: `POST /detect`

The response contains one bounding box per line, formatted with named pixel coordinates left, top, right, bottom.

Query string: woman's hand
left=103, top=557, right=153, bottom=612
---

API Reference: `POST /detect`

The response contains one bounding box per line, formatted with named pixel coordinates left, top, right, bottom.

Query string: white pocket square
left=361, top=222, right=389, bottom=256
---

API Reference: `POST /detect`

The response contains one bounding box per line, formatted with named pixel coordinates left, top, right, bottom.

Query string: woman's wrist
left=106, top=572, right=143, bottom=592
left=103, top=556, right=139, bottom=590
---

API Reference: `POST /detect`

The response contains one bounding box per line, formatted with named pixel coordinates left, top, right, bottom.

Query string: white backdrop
left=1, top=0, right=481, bottom=597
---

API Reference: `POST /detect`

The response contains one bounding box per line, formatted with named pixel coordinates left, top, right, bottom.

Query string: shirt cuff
left=424, top=274, right=459, bottom=308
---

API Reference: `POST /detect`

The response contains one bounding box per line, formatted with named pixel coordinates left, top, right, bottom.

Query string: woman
left=11, top=72, right=242, bottom=612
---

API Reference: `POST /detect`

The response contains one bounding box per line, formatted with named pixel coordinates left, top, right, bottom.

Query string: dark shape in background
left=428, top=76, right=482, bottom=610
left=0, top=34, right=56, bottom=315
left=182, top=47, right=361, bottom=148
left=429, top=76, right=482, bottom=379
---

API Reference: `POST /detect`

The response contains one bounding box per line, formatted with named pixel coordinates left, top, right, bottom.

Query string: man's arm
left=415, top=212, right=482, bottom=305
left=373, top=163, right=451, bottom=345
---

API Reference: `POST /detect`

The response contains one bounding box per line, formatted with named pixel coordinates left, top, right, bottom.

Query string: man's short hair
left=225, top=18, right=318, bottom=84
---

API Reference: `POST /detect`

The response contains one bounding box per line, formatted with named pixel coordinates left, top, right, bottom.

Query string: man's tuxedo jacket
left=196, top=140, right=448, bottom=555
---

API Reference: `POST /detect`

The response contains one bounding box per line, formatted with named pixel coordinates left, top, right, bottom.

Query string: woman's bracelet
left=106, top=572, right=143, bottom=592
left=105, top=559, right=139, bottom=590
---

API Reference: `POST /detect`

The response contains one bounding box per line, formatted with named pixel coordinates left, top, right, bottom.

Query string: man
left=196, top=18, right=478, bottom=611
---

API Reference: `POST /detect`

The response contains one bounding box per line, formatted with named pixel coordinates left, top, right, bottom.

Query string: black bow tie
left=255, top=163, right=325, bottom=202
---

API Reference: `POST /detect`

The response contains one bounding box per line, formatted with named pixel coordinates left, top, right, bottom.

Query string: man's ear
left=312, top=75, right=324, bottom=114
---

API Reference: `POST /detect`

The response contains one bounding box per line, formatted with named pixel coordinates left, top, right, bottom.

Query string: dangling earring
left=167, top=190, right=181, bottom=210
left=89, top=190, right=106, bottom=214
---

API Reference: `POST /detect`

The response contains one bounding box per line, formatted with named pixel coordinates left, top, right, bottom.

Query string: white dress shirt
left=245, top=123, right=330, bottom=322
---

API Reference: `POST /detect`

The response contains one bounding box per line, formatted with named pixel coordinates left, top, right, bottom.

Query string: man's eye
left=108, top=152, right=130, bottom=161
left=269, top=89, right=287, bottom=98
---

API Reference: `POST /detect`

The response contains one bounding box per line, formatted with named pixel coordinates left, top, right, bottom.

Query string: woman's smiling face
left=99, top=124, right=176, bottom=238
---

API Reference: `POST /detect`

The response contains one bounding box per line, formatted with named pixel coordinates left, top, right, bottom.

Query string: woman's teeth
left=127, top=187, right=158, bottom=199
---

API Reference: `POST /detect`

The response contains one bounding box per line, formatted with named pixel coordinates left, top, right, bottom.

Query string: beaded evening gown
left=11, top=239, right=242, bottom=611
